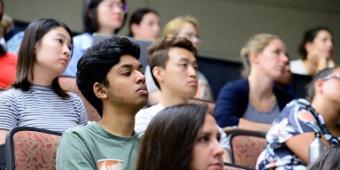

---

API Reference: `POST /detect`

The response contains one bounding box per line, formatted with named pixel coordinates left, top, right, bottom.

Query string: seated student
left=257, top=66, right=340, bottom=169
left=145, top=16, right=213, bottom=105
left=128, top=7, right=160, bottom=42
left=136, top=104, right=224, bottom=170
left=135, top=37, right=198, bottom=133
left=214, top=33, right=295, bottom=131
left=291, top=26, right=335, bottom=76
left=134, top=37, right=230, bottom=160
left=59, top=0, right=128, bottom=121
left=57, top=37, right=148, bottom=170
left=0, top=18, right=87, bottom=144
left=308, top=145, right=340, bottom=170
left=0, top=44, right=17, bottom=90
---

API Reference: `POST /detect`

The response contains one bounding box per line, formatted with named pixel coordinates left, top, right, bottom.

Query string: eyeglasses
left=323, top=73, right=340, bottom=81
left=102, top=1, right=128, bottom=13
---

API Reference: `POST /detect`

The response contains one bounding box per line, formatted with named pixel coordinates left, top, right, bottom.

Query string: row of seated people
left=0, top=1, right=338, bottom=169
left=0, top=16, right=340, bottom=169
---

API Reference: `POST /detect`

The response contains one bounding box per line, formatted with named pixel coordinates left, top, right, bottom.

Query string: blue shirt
left=256, top=99, right=340, bottom=170
left=63, top=33, right=93, bottom=77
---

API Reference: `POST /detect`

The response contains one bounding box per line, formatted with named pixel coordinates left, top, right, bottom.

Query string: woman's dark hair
left=12, top=18, right=73, bottom=98
left=128, top=7, right=159, bottom=37
left=136, top=104, right=208, bottom=170
left=298, top=26, right=333, bottom=60
left=307, top=66, right=338, bottom=101
left=83, top=0, right=127, bottom=34
left=76, top=36, right=140, bottom=116
left=309, top=145, right=340, bottom=170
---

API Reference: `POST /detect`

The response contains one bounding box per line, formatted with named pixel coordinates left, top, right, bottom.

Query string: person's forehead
left=168, top=47, right=195, bottom=61
left=115, top=55, right=140, bottom=67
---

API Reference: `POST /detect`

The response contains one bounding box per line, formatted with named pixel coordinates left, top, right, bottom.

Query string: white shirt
left=134, top=103, right=165, bottom=133
left=134, top=103, right=230, bottom=150
left=290, top=59, right=308, bottom=75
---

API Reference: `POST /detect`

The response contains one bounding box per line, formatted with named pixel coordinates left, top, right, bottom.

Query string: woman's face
left=97, top=0, right=125, bottom=33
left=177, top=22, right=200, bottom=48
left=190, top=114, right=224, bottom=170
left=35, top=27, right=72, bottom=76
left=320, top=67, right=340, bottom=104
left=307, top=30, right=334, bottom=60
left=256, top=39, right=289, bottom=80
left=133, top=12, right=160, bottom=41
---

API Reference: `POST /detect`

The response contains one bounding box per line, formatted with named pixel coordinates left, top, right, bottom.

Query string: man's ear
left=93, top=82, right=108, bottom=100
left=152, top=66, right=164, bottom=83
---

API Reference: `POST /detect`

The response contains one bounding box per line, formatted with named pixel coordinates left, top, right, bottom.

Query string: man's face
left=104, top=55, right=148, bottom=110
left=159, top=47, right=198, bottom=99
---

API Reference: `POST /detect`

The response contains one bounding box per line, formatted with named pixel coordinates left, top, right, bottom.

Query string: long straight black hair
left=13, top=18, right=73, bottom=98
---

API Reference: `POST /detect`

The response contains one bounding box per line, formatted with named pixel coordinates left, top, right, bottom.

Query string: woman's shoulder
left=290, top=59, right=308, bottom=75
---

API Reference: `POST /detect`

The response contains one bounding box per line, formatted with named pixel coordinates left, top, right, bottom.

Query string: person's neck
left=303, top=57, right=318, bottom=75
left=159, top=89, right=189, bottom=107
left=248, top=70, right=276, bottom=111
left=312, top=96, right=340, bottom=135
left=96, top=28, right=115, bottom=36
left=99, top=104, right=137, bottom=137
left=31, top=66, right=56, bottom=86
left=248, top=70, right=274, bottom=99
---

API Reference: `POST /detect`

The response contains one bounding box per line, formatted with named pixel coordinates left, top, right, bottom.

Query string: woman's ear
left=249, top=51, right=259, bottom=64
left=314, top=79, right=324, bottom=94
left=131, top=23, right=140, bottom=36
left=93, top=82, right=108, bottom=100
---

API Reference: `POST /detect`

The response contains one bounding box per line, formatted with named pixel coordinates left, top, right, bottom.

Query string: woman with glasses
left=59, top=0, right=128, bottom=121
left=64, top=0, right=127, bottom=78
left=257, top=66, right=340, bottom=169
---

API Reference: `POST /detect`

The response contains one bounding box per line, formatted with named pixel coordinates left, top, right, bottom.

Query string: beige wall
left=4, top=0, right=340, bottom=63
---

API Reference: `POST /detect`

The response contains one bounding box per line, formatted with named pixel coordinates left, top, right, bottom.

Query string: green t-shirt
left=56, top=123, right=141, bottom=170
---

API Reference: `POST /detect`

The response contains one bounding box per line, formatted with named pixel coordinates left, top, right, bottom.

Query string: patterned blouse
left=256, top=99, right=340, bottom=170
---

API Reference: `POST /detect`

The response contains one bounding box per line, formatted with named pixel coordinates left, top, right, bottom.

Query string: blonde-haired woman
left=145, top=15, right=213, bottom=105
left=214, top=33, right=295, bottom=130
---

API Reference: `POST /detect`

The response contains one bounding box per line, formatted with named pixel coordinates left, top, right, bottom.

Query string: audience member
left=135, top=37, right=198, bottom=133
left=57, top=37, right=147, bottom=169
left=0, top=44, right=16, bottom=90
left=136, top=104, right=224, bottom=170
left=215, top=33, right=294, bottom=130
left=0, top=18, right=88, bottom=144
left=134, top=37, right=230, bottom=159
left=308, top=145, right=340, bottom=170
left=290, top=26, right=335, bottom=75
left=145, top=16, right=213, bottom=105
left=257, top=66, right=340, bottom=169
left=59, top=0, right=128, bottom=121
left=128, top=7, right=160, bottom=42
left=0, top=0, right=13, bottom=46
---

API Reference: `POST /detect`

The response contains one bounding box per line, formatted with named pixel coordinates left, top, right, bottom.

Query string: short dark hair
left=136, top=103, right=208, bottom=170
left=147, top=36, right=197, bottom=89
left=83, top=0, right=127, bottom=34
left=307, top=66, right=337, bottom=101
left=13, top=18, right=73, bottom=98
left=76, top=36, right=140, bottom=116
left=298, top=26, right=333, bottom=60
left=128, top=7, right=159, bottom=37
left=308, top=144, right=340, bottom=170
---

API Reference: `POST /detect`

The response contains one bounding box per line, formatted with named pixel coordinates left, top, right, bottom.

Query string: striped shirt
left=0, top=85, right=88, bottom=132
left=243, top=100, right=280, bottom=124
